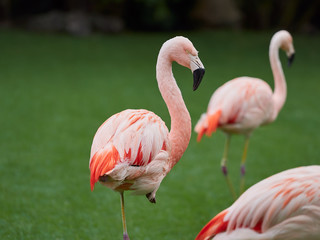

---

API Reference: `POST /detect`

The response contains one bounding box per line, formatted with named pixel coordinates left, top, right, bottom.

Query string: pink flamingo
left=195, top=165, right=320, bottom=240
left=89, top=36, right=205, bottom=240
left=195, top=30, right=295, bottom=198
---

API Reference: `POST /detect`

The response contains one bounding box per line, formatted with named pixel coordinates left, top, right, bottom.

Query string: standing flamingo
left=195, top=30, right=295, bottom=198
left=195, top=165, right=320, bottom=240
left=89, top=36, right=205, bottom=240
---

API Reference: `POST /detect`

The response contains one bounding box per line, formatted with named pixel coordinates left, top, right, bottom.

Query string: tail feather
left=195, top=113, right=207, bottom=142
left=90, top=145, right=120, bottom=191
left=195, top=110, right=221, bottom=142
left=206, top=110, right=221, bottom=137
left=197, top=126, right=206, bottom=142
left=196, top=210, right=229, bottom=240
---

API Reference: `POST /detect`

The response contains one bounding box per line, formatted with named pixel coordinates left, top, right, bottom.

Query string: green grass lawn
left=0, top=29, right=319, bottom=240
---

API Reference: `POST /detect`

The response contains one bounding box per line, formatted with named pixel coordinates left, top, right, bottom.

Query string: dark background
left=0, top=0, right=319, bottom=35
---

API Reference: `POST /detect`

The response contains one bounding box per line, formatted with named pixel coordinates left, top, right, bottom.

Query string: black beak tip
left=288, top=53, right=295, bottom=67
left=193, top=68, right=205, bottom=91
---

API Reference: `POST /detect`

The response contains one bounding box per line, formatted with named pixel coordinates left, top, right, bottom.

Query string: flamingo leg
left=240, top=136, right=250, bottom=195
left=120, top=191, right=130, bottom=240
left=221, top=134, right=237, bottom=200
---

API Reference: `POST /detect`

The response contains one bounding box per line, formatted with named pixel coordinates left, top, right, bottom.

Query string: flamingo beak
left=193, top=68, right=205, bottom=91
left=190, top=54, right=205, bottom=91
left=288, top=53, right=295, bottom=67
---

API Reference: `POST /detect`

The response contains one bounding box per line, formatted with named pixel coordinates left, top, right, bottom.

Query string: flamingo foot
left=221, top=165, right=228, bottom=176
left=123, top=233, right=130, bottom=240
left=146, top=192, right=156, bottom=203
left=221, top=165, right=237, bottom=200
left=240, top=164, right=246, bottom=176
left=240, top=164, right=246, bottom=195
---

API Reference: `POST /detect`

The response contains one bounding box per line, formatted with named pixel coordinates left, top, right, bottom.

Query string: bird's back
left=90, top=109, right=170, bottom=192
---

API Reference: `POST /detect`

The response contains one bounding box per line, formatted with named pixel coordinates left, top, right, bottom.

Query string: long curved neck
left=270, top=38, right=287, bottom=120
left=156, top=50, right=191, bottom=169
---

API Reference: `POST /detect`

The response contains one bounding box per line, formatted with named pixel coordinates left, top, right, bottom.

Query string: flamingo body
left=195, top=76, right=274, bottom=140
left=196, top=166, right=320, bottom=240
left=90, top=109, right=170, bottom=199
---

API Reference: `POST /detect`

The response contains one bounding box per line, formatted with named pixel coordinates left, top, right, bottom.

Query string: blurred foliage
left=123, top=0, right=196, bottom=31
left=237, top=0, right=320, bottom=31
left=0, top=0, right=319, bottom=31
left=2, top=0, right=196, bottom=31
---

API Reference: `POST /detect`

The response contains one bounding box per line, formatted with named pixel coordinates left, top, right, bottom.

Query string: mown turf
left=0, top=29, right=319, bottom=239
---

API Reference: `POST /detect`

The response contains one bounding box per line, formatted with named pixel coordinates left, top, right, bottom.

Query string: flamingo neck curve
left=156, top=48, right=191, bottom=169
left=269, top=35, right=287, bottom=120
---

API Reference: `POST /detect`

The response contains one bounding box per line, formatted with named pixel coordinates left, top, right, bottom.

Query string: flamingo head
left=278, top=30, right=295, bottom=66
left=165, top=36, right=206, bottom=90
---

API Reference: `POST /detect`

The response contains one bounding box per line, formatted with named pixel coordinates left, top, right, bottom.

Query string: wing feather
left=89, top=109, right=169, bottom=190
left=225, top=166, right=320, bottom=232
left=198, top=166, right=320, bottom=239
